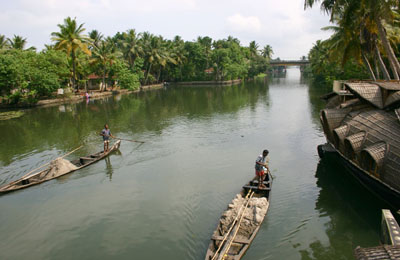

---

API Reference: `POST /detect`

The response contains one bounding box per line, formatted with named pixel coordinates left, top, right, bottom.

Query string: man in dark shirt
left=100, top=124, right=114, bottom=152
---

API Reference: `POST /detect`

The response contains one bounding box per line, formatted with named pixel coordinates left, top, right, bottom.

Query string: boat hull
left=0, top=140, right=121, bottom=193
left=205, top=173, right=272, bottom=260
left=319, top=143, right=400, bottom=209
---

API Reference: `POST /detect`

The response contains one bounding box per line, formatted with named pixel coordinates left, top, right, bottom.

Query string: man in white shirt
left=255, top=149, right=269, bottom=189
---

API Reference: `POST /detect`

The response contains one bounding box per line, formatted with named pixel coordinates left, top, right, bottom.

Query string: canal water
left=0, top=68, right=390, bottom=259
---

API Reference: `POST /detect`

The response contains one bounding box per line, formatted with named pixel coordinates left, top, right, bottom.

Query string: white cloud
left=226, top=14, right=261, bottom=34
left=0, top=0, right=332, bottom=58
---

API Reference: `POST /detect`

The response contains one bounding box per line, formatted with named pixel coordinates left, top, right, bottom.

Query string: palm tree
left=197, top=36, right=212, bottom=67
left=120, top=29, right=143, bottom=69
left=249, top=41, right=259, bottom=57
left=261, top=45, right=274, bottom=59
left=0, top=34, right=9, bottom=49
left=91, top=38, right=119, bottom=91
left=51, top=17, right=92, bottom=90
left=88, top=29, right=103, bottom=49
left=304, top=0, right=400, bottom=79
left=8, top=35, right=28, bottom=50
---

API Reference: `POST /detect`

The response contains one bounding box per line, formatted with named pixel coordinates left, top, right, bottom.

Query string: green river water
left=0, top=68, right=391, bottom=259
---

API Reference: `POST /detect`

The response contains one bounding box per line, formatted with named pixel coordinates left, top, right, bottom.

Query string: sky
left=0, top=0, right=332, bottom=59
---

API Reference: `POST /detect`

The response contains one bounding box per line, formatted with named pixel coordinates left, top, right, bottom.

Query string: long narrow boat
left=205, top=172, right=272, bottom=260
left=0, top=140, right=121, bottom=193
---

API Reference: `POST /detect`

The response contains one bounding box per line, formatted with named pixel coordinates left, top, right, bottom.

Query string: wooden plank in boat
left=242, top=185, right=271, bottom=190
left=251, top=180, right=271, bottom=185
left=211, top=235, right=250, bottom=245
left=80, top=157, right=96, bottom=160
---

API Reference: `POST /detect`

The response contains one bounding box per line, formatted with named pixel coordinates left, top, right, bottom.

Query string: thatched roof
left=354, top=245, right=400, bottom=260
left=321, top=106, right=400, bottom=191
left=385, top=91, right=400, bottom=108
left=345, top=82, right=383, bottom=109
left=375, top=82, right=400, bottom=91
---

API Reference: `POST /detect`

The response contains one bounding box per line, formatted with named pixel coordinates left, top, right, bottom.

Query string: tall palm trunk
left=376, top=17, right=400, bottom=80
left=71, top=51, right=77, bottom=90
left=102, top=66, right=106, bottom=92
left=145, top=63, right=152, bottom=85
left=374, top=55, right=380, bottom=79
left=362, top=53, right=376, bottom=81
left=157, top=67, right=162, bottom=82
left=375, top=44, right=390, bottom=80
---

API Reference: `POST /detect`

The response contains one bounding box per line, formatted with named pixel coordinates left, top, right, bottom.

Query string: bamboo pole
left=116, top=138, right=145, bottom=144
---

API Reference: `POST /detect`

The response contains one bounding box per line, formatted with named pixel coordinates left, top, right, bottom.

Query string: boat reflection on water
left=298, top=153, right=386, bottom=260
left=105, top=156, right=113, bottom=181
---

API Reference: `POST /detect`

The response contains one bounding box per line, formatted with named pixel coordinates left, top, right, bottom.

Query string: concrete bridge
left=270, top=60, right=310, bottom=66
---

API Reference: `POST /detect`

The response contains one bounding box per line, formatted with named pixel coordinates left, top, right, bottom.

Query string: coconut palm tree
left=120, top=29, right=143, bottom=69
left=304, top=0, right=400, bottom=79
left=8, top=35, right=28, bottom=50
left=249, top=41, right=259, bottom=57
left=88, top=29, right=103, bottom=49
left=261, top=45, right=274, bottom=59
left=91, top=38, right=119, bottom=92
left=0, top=34, right=9, bottom=50
left=51, top=17, right=92, bottom=90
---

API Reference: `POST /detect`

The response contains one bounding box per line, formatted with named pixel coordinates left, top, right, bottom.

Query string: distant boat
left=0, top=140, right=121, bottom=193
left=205, top=172, right=272, bottom=260
left=318, top=80, right=400, bottom=209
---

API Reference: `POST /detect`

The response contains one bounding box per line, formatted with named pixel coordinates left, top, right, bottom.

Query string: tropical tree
left=0, top=34, right=9, bottom=50
left=91, top=37, right=119, bottom=91
left=304, top=0, right=400, bottom=79
left=8, top=35, right=28, bottom=50
left=51, top=17, right=92, bottom=90
left=261, top=45, right=274, bottom=59
left=88, top=29, right=103, bottom=49
left=249, top=41, right=259, bottom=57
left=120, top=29, right=143, bottom=69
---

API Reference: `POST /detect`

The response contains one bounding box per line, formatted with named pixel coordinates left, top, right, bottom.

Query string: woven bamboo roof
left=362, top=142, right=387, bottom=167
left=375, top=82, right=400, bottom=91
left=385, top=91, right=400, bottom=108
left=345, top=82, right=383, bottom=109
left=342, top=109, right=400, bottom=190
left=354, top=245, right=400, bottom=260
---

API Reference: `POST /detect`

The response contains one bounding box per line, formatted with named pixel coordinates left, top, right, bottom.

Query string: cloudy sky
left=0, top=0, right=332, bottom=59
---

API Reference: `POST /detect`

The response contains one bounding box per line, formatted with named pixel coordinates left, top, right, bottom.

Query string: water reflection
left=299, top=153, right=385, bottom=260
left=307, top=81, right=331, bottom=128
left=105, top=156, right=113, bottom=181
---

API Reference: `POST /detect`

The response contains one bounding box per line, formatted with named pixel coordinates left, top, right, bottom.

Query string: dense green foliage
left=305, top=0, right=400, bottom=84
left=0, top=17, right=272, bottom=104
left=0, top=50, right=69, bottom=104
left=306, top=40, right=369, bottom=86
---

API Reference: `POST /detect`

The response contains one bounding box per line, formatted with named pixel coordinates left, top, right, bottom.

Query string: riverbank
left=0, top=83, right=164, bottom=109
left=0, top=80, right=243, bottom=109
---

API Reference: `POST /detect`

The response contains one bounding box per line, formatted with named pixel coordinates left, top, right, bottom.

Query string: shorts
left=255, top=169, right=265, bottom=177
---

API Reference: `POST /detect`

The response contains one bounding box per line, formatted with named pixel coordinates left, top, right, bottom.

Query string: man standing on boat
left=255, top=149, right=269, bottom=189
left=100, top=124, right=114, bottom=153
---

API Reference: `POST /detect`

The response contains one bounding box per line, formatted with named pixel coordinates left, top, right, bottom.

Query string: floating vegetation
left=0, top=111, right=25, bottom=120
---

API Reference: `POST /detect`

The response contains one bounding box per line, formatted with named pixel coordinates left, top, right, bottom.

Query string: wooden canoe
left=0, top=140, right=121, bottom=193
left=205, top=172, right=272, bottom=260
